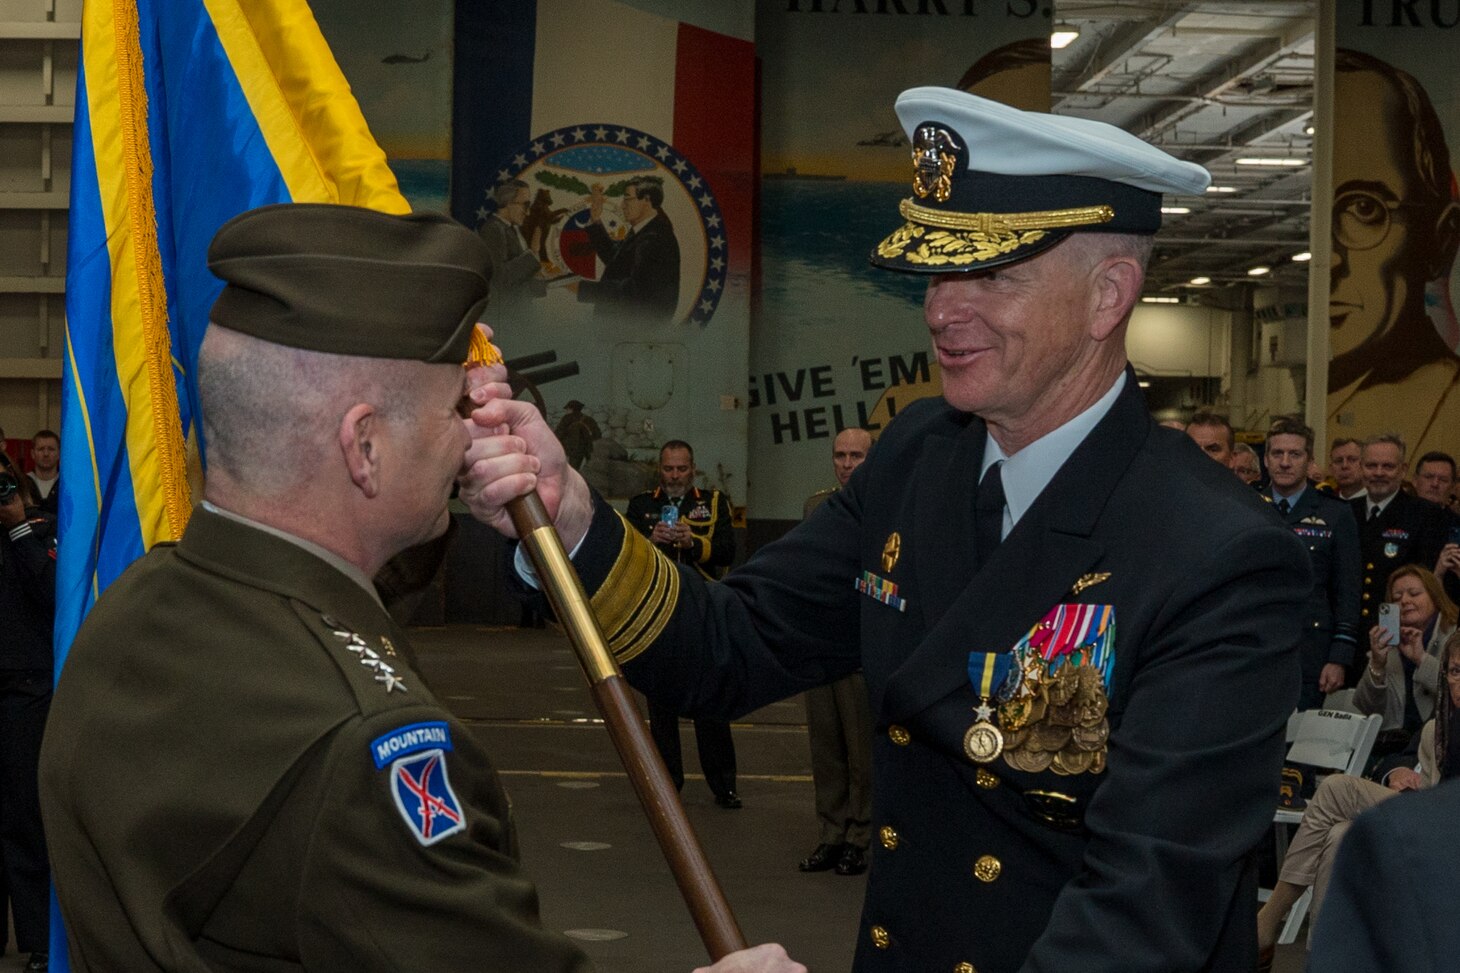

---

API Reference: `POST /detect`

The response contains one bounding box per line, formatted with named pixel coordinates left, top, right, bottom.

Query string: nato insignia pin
left=881, top=532, right=902, bottom=573
left=1385, top=543, right=1399, bottom=558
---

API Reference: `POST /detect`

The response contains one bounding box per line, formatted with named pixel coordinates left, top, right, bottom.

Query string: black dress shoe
left=798, top=842, right=846, bottom=872
left=835, top=845, right=868, bottom=875
left=25, top=951, right=48, bottom=973
left=714, top=791, right=742, bottom=809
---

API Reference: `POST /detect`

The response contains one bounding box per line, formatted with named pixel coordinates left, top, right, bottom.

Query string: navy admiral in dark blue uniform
left=1265, top=418, right=1362, bottom=709
left=462, top=88, right=1311, bottom=973
left=1349, top=434, right=1449, bottom=680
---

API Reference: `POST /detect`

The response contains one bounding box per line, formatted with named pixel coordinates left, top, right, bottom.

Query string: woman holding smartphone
left=1353, top=565, right=1456, bottom=750
left=1258, top=630, right=1460, bottom=966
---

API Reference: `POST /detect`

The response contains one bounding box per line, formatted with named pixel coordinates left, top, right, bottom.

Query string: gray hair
left=491, top=178, right=529, bottom=209
left=1362, top=431, right=1408, bottom=463
left=198, top=326, right=426, bottom=496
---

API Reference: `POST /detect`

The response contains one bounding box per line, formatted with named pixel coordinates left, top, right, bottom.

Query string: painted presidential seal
left=481, top=124, right=728, bottom=325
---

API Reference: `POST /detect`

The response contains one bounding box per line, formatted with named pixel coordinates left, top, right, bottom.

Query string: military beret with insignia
left=207, top=203, right=492, bottom=363
left=871, top=87, right=1211, bottom=274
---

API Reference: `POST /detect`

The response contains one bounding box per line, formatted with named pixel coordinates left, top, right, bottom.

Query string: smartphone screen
left=660, top=505, right=679, bottom=526
left=1448, top=524, right=1460, bottom=547
left=1378, top=602, right=1402, bottom=645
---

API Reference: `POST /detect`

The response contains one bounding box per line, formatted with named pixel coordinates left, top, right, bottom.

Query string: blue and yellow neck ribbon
left=967, top=651, right=1013, bottom=700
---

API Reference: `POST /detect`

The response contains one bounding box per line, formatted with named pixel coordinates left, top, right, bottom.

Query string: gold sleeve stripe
left=898, top=197, right=1114, bottom=233
left=591, top=512, right=681, bottom=664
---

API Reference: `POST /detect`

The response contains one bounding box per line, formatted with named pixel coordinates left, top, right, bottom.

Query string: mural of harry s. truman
left=1328, top=49, right=1460, bottom=457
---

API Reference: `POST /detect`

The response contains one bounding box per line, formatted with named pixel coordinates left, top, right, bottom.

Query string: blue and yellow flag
left=58, top=0, right=405, bottom=961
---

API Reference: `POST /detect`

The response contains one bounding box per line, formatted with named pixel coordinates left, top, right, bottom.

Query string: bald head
left=833, top=428, right=873, bottom=486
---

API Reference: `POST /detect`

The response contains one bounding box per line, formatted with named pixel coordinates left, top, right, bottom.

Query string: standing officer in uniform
left=0, top=466, right=55, bottom=973
left=38, top=204, right=799, bottom=973
left=1349, top=433, right=1449, bottom=682
left=1265, top=418, right=1362, bottom=709
left=626, top=441, right=740, bottom=808
left=798, top=428, right=875, bottom=876
left=462, top=89, right=1310, bottom=973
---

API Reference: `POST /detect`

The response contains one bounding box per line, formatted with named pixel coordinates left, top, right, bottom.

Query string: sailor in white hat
left=459, top=87, right=1311, bottom=973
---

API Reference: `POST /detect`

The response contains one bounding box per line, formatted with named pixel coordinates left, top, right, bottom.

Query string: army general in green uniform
left=39, top=205, right=801, bottom=973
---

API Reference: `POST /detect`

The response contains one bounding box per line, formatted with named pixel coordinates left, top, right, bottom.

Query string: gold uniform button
left=1366, top=562, right=1375, bottom=569
left=975, top=767, right=999, bottom=789
left=973, top=854, right=1002, bottom=883
left=889, top=725, right=911, bottom=746
left=879, top=826, right=899, bottom=850
left=954, top=964, right=977, bottom=973
left=870, top=925, right=891, bottom=949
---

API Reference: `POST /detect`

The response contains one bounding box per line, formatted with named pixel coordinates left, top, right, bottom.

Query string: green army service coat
left=41, top=508, right=591, bottom=973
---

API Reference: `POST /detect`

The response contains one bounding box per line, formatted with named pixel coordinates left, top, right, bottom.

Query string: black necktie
left=1275, top=498, right=1290, bottom=516
left=1370, top=504, right=1382, bottom=522
left=975, top=461, right=1006, bottom=569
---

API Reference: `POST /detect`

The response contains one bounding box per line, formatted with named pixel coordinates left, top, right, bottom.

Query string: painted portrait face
left=501, top=187, right=530, bottom=226
left=1330, top=69, right=1443, bottom=359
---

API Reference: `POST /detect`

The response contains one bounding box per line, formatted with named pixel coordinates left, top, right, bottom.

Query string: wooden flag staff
left=506, top=492, right=747, bottom=961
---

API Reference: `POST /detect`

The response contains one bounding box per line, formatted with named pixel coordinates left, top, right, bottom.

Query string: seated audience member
left=1231, top=442, right=1261, bottom=486
left=1412, top=450, right=1456, bottom=508
left=1325, top=437, right=1365, bottom=500
left=1256, top=631, right=1460, bottom=966
left=1185, top=409, right=1235, bottom=468
left=1353, top=565, right=1454, bottom=754
left=25, top=430, right=59, bottom=515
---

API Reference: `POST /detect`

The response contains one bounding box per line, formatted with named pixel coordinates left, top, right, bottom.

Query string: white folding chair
left=1260, top=708, right=1383, bottom=945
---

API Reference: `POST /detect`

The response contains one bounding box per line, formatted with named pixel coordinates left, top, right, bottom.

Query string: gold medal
left=963, top=720, right=1004, bottom=763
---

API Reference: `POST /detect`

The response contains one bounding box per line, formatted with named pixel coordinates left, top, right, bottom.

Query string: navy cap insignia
left=912, top=124, right=962, bottom=203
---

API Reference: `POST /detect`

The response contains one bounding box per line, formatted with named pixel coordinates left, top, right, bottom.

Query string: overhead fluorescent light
left=1291, top=251, right=1312, bottom=262
left=1206, top=185, right=1237, bottom=193
left=1248, top=266, right=1271, bottom=276
left=1050, top=25, right=1079, bottom=49
left=1161, top=206, right=1190, bottom=215
left=1141, top=296, right=1181, bottom=304
left=1189, top=276, right=1211, bottom=285
left=1235, top=157, right=1306, bottom=167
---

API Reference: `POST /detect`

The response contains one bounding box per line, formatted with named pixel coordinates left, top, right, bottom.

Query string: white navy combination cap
left=871, top=86, right=1212, bottom=274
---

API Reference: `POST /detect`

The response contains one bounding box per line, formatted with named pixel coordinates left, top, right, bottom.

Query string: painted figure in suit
left=798, top=428, right=876, bottom=877
left=1265, top=418, right=1362, bottom=709
left=462, top=89, right=1310, bottom=973
left=477, top=178, right=545, bottom=316
left=577, top=175, right=680, bottom=321
left=38, top=204, right=799, bottom=973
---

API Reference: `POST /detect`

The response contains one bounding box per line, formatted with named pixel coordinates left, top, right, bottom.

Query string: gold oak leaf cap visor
left=871, top=87, right=1212, bottom=274
left=207, top=203, right=492, bottom=363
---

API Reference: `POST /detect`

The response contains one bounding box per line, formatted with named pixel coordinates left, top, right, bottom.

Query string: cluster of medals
left=963, top=603, right=1115, bottom=777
